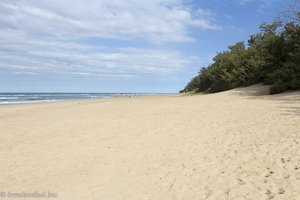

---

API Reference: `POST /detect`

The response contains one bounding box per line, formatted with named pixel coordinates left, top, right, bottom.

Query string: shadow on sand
left=228, top=84, right=300, bottom=116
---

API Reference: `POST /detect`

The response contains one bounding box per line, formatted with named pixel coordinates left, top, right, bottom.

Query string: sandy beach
left=0, top=85, right=299, bottom=200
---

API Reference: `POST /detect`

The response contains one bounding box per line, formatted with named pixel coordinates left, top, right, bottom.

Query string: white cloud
left=235, top=0, right=273, bottom=6
left=0, top=30, right=200, bottom=78
left=235, top=0, right=252, bottom=5
left=0, top=0, right=220, bottom=43
left=0, top=0, right=215, bottom=78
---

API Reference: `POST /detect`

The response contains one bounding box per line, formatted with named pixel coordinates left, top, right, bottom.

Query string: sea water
left=0, top=93, right=128, bottom=105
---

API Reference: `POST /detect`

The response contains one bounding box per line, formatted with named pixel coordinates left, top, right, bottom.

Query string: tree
left=181, top=7, right=300, bottom=94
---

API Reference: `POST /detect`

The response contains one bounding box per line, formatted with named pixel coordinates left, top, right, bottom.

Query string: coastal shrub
left=270, top=80, right=288, bottom=94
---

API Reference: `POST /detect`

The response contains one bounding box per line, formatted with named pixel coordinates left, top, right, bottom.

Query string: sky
left=0, top=0, right=290, bottom=93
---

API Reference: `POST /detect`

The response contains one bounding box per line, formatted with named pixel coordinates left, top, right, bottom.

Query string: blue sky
left=0, top=0, right=289, bottom=93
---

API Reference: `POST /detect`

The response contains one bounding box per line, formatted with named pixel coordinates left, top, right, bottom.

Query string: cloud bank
left=0, top=0, right=219, bottom=78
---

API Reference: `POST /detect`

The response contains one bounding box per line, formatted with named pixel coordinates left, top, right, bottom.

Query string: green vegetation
left=181, top=5, right=300, bottom=94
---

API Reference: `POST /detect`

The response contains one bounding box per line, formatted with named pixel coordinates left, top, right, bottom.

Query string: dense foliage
left=181, top=11, right=300, bottom=94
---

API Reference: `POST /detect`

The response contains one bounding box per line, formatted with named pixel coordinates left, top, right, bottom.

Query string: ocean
left=0, top=93, right=131, bottom=105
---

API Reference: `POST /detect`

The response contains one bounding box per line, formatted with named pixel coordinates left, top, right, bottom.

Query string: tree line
left=181, top=3, right=300, bottom=94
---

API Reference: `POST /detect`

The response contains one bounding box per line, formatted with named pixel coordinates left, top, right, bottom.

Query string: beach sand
left=0, top=85, right=299, bottom=200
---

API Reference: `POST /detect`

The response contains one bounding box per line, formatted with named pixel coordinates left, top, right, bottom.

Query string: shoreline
left=0, top=93, right=176, bottom=106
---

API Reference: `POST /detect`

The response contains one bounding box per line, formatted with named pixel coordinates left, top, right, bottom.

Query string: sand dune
left=0, top=85, right=299, bottom=200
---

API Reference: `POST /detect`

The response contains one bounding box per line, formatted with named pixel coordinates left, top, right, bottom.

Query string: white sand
left=0, top=85, right=299, bottom=200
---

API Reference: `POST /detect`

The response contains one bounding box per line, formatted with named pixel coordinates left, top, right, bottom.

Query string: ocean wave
left=0, top=93, right=118, bottom=105
left=0, top=97, right=20, bottom=100
left=0, top=100, right=61, bottom=105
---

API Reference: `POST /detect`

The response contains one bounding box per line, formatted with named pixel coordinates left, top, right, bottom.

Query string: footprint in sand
left=204, top=186, right=213, bottom=199
left=237, top=178, right=246, bottom=185
left=278, top=188, right=285, bottom=194
left=265, top=189, right=275, bottom=199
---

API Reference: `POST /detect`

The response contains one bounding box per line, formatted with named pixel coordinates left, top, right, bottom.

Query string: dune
left=0, top=85, right=299, bottom=200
